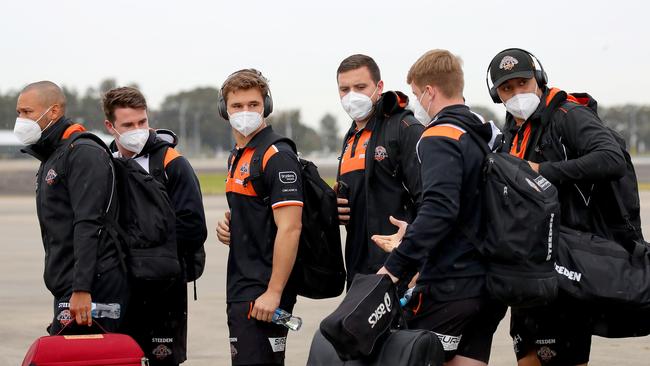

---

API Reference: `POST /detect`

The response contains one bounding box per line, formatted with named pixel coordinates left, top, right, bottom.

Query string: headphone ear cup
left=218, top=96, right=229, bottom=120
left=535, top=70, right=548, bottom=86
left=489, top=87, right=501, bottom=104
left=263, top=94, right=273, bottom=118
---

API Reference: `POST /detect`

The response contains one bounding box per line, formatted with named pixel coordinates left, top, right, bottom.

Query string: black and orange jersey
left=338, top=126, right=378, bottom=283
left=225, top=127, right=303, bottom=303
left=337, top=92, right=425, bottom=285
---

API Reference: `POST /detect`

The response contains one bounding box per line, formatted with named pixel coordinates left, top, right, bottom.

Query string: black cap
left=489, top=49, right=536, bottom=88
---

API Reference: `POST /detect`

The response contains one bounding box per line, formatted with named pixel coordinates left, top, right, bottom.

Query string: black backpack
left=246, top=131, right=346, bottom=299
left=148, top=145, right=207, bottom=284
left=546, top=91, right=643, bottom=250
left=432, top=119, right=560, bottom=308
left=67, top=132, right=181, bottom=283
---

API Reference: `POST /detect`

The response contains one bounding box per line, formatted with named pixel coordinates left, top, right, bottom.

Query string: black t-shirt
left=338, top=126, right=387, bottom=283
left=225, top=139, right=303, bottom=303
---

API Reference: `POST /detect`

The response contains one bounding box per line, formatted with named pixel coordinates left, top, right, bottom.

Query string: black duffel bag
left=319, top=274, right=400, bottom=360
left=556, top=226, right=650, bottom=304
left=307, top=328, right=444, bottom=366
left=556, top=226, right=650, bottom=338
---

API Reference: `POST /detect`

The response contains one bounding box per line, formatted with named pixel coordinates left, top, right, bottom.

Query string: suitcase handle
left=55, top=319, right=110, bottom=336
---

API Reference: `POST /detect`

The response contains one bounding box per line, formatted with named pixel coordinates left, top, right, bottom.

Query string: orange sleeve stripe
left=61, top=124, right=87, bottom=140
left=421, top=125, right=464, bottom=141
left=272, top=200, right=304, bottom=209
left=164, top=148, right=182, bottom=168
left=262, top=145, right=279, bottom=170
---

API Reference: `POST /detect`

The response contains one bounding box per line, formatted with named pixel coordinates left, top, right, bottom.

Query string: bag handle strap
left=55, top=317, right=110, bottom=336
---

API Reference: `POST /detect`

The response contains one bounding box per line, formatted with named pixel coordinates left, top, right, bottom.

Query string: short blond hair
left=406, top=49, right=464, bottom=98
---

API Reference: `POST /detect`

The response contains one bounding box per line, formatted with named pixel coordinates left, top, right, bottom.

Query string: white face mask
left=504, top=85, right=540, bottom=121
left=229, top=111, right=263, bottom=137
left=13, top=106, right=54, bottom=145
left=341, top=87, right=378, bottom=121
left=412, top=89, right=432, bottom=125
left=115, top=128, right=149, bottom=154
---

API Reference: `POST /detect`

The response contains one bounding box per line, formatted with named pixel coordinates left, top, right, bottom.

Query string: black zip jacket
left=22, top=118, right=121, bottom=298
left=338, top=91, right=424, bottom=277
left=384, top=105, right=494, bottom=301
left=502, top=87, right=626, bottom=236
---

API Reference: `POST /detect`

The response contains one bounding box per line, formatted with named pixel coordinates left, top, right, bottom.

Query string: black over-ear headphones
left=217, top=68, right=274, bottom=120
left=486, top=48, right=548, bottom=104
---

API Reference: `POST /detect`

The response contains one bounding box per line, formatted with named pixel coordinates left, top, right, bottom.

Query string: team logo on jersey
left=152, top=344, right=172, bottom=360
left=374, top=146, right=388, bottom=161
left=45, top=169, right=58, bottom=186
left=57, top=309, right=72, bottom=326
left=363, top=139, right=369, bottom=148
left=240, top=162, right=249, bottom=175
left=537, top=346, right=557, bottom=362
left=499, top=56, right=519, bottom=71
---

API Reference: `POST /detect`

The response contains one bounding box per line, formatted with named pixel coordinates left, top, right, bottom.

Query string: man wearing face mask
left=488, top=48, right=626, bottom=366
left=335, top=54, right=423, bottom=287
left=375, top=49, right=506, bottom=365
left=18, top=81, right=129, bottom=335
left=102, top=87, right=207, bottom=366
left=216, top=69, right=303, bottom=366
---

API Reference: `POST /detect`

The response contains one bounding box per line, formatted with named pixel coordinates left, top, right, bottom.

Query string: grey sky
left=1, top=0, right=648, bottom=131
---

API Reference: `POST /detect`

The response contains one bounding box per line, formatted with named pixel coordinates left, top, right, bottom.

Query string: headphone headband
left=218, top=68, right=273, bottom=120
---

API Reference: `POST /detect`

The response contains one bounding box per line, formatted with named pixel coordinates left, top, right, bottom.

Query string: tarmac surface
left=2, top=193, right=650, bottom=365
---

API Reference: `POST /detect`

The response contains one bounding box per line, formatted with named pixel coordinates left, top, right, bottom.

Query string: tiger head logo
left=499, top=56, right=519, bottom=71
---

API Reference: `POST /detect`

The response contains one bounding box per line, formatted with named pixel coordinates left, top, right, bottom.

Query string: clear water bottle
left=400, top=287, right=415, bottom=307
left=272, top=308, right=302, bottom=331
left=91, top=303, right=121, bottom=319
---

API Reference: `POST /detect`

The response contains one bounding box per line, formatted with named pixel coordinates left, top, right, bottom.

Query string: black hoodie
left=384, top=105, right=494, bottom=301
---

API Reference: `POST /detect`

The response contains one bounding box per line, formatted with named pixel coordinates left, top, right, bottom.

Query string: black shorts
left=404, top=294, right=506, bottom=363
left=123, top=278, right=187, bottom=366
left=227, top=301, right=295, bottom=366
left=510, top=296, right=592, bottom=365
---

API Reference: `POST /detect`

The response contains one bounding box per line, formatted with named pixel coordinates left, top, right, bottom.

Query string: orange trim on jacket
left=421, top=125, right=465, bottom=141
left=61, top=124, right=86, bottom=140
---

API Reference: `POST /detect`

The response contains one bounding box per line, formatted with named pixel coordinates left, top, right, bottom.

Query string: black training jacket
left=384, top=105, right=494, bottom=301
left=22, top=118, right=121, bottom=298
left=502, top=87, right=626, bottom=237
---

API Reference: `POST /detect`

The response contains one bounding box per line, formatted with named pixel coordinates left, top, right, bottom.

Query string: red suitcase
left=22, top=333, right=148, bottom=366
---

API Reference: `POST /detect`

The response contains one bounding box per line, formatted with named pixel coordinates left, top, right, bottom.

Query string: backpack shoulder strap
left=66, top=131, right=112, bottom=156
left=383, top=109, right=413, bottom=169
left=149, top=145, right=179, bottom=185
left=246, top=131, right=297, bottom=203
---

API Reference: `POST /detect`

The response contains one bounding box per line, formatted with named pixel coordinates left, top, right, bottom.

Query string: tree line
left=1, top=79, right=648, bottom=156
